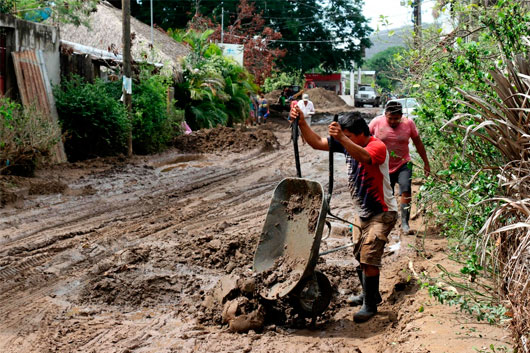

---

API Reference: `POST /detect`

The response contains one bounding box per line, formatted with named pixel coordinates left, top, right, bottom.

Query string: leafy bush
left=0, top=0, right=15, bottom=14
left=262, top=72, right=304, bottom=93
left=170, top=29, right=257, bottom=130
left=54, top=76, right=129, bottom=161
left=103, top=71, right=184, bottom=154
left=396, top=0, right=529, bottom=347
left=131, top=73, right=178, bottom=154
left=0, top=97, right=60, bottom=176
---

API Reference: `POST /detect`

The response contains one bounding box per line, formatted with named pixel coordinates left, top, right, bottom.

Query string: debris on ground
left=173, top=126, right=280, bottom=154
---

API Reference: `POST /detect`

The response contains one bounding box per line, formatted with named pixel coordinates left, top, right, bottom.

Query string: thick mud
left=0, top=118, right=511, bottom=352
left=173, top=125, right=280, bottom=154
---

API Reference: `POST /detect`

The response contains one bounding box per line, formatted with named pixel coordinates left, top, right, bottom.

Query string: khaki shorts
left=353, top=211, right=398, bottom=267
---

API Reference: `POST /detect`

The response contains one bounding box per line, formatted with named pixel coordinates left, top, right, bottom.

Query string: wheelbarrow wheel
left=290, top=270, right=332, bottom=318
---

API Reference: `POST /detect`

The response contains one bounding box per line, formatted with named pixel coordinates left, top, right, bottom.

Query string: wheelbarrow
left=253, top=115, right=358, bottom=318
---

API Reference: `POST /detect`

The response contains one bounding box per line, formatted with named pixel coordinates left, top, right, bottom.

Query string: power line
left=222, top=33, right=358, bottom=44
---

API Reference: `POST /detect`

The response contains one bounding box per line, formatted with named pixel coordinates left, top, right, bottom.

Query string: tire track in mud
left=0, top=139, right=292, bottom=289
left=0, top=148, right=285, bottom=247
left=0, top=252, right=55, bottom=280
left=0, top=126, right=321, bottom=352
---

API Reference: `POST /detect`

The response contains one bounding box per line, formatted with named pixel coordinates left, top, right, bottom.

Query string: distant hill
left=365, top=22, right=445, bottom=59
left=365, top=26, right=412, bottom=59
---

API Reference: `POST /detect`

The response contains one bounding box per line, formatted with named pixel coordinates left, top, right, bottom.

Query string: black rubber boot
left=354, top=275, right=380, bottom=323
left=347, top=269, right=382, bottom=306
left=401, top=203, right=412, bottom=234
left=346, top=268, right=364, bottom=306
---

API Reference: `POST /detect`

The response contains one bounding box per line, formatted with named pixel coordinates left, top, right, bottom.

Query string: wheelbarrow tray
left=253, top=177, right=328, bottom=300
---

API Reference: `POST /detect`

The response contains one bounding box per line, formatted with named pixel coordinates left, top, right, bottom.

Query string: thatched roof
left=60, top=1, right=189, bottom=72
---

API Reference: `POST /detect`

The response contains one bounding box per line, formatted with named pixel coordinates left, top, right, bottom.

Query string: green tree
left=1, top=0, right=97, bottom=26
left=126, top=0, right=371, bottom=74
left=364, top=46, right=405, bottom=92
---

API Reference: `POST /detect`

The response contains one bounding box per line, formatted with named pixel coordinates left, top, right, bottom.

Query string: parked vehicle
left=354, top=85, right=380, bottom=107
left=385, top=98, right=420, bottom=118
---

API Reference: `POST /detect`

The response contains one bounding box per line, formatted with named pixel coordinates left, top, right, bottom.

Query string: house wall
left=0, top=13, right=60, bottom=96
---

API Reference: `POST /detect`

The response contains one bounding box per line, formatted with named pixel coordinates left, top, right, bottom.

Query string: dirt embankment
left=266, top=87, right=380, bottom=116
left=174, top=126, right=280, bottom=154
left=0, top=123, right=511, bottom=353
left=266, top=87, right=350, bottom=112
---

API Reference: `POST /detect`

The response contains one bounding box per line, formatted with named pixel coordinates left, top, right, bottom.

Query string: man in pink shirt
left=369, top=101, right=430, bottom=234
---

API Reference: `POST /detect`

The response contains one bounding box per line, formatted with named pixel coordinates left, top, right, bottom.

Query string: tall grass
left=443, top=48, right=530, bottom=352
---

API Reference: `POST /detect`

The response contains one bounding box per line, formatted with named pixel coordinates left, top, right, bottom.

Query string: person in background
left=296, top=93, right=315, bottom=126
left=247, top=92, right=257, bottom=126
left=258, top=94, right=269, bottom=124
left=369, top=101, right=431, bottom=234
left=278, top=88, right=289, bottom=110
left=295, top=93, right=315, bottom=144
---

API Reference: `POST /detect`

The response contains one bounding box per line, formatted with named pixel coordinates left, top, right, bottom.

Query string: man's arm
left=411, top=135, right=431, bottom=177
left=291, top=106, right=328, bottom=150
left=330, top=123, right=372, bottom=165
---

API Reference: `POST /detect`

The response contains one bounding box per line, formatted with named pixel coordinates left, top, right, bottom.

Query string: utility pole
left=122, top=0, right=133, bottom=157
left=150, top=0, right=154, bottom=46
left=221, top=1, right=224, bottom=43
left=150, top=0, right=154, bottom=61
left=413, top=0, right=422, bottom=48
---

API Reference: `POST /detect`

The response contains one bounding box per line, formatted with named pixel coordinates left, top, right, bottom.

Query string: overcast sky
left=362, top=0, right=438, bottom=30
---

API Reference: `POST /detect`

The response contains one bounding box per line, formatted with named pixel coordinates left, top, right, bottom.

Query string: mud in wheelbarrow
left=253, top=177, right=332, bottom=316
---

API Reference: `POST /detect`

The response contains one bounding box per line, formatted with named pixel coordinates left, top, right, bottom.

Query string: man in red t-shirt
left=369, top=101, right=430, bottom=234
left=290, top=106, right=398, bottom=323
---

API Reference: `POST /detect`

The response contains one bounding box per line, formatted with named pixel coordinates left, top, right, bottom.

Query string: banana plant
left=171, top=28, right=257, bottom=129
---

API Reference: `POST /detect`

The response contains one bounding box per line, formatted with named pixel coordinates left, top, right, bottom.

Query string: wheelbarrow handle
left=319, top=242, right=355, bottom=256
left=327, top=114, right=339, bottom=207
left=292, top=117, right=302, bottom=178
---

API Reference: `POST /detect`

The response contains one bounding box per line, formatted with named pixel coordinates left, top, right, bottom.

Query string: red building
left=304, top=73, right=343, bottom=94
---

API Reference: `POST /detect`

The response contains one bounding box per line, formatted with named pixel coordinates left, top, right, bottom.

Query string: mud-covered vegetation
left=0, top=97, right=60, bottom=176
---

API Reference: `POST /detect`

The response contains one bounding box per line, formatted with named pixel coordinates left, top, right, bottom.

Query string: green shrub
left=0, top=97, right=60, bottom=176
left=171, top=29, right=257, bottom=130
left=103, top=72, right=184, bottom=154
left=54, top=75, right=129, bottom=161
left=262, top=72, right=304, bottom=93
left=132, top=73, right=181, bottom=154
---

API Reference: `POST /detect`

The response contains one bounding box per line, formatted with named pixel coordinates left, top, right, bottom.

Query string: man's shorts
left=390, top=162, right=413, bottom=195
left=353, top=211, right=398, bottom=267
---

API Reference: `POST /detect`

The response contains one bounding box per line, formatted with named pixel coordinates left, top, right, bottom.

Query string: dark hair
left=339, top=112, right=370, bottom=136
left=385, top=101, right=402, bottom=115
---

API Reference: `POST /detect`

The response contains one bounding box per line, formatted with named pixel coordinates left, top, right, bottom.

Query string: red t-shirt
left=369, top=115, right=419, bottom=173
left=329, top=136, right=397, bottom=219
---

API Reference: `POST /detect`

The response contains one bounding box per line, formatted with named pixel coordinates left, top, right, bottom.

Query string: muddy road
left=0, top=117, right=510, bottom=352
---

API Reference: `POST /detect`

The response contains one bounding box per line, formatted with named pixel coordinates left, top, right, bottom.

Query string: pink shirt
left=369, top=115, right=419, bottom=173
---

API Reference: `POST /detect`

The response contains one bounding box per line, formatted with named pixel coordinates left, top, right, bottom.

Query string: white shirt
left=296, top=100, right=315, bottom=125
